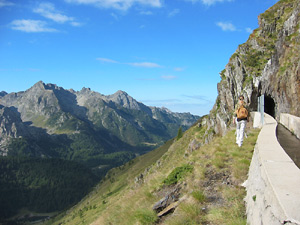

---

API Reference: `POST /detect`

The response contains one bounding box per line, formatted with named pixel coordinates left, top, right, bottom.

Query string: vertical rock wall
left=207, top=0, right=300, bottom=136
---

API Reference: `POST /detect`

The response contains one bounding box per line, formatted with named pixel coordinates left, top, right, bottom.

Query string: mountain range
left=0, top=81, right=199, bottom=169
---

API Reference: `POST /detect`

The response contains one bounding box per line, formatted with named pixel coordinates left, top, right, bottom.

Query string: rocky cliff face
left=0, top=106, right=27, bottom=155
left=207, top=0, right=300, bottom=136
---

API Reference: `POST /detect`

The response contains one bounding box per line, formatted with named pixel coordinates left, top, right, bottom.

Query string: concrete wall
left=245, top=113, right=300, bottom=225
left=280, top=113, right=300, bottom=139
left=251, top=111, right=263, bottom=128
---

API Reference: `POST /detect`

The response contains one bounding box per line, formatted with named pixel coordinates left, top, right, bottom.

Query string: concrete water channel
left=246, top=113, right=300, bottom=224
left=276, top=123, right=300, bottom=169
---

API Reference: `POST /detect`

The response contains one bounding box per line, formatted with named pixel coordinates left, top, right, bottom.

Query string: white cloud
left=139, top=10, right=153, bottom=15
left=183, top=0, right=198, bottom=3
left=65, top=0, right=163, bottom=11
left=216, top=21, right=236, bottom=31
left=168, top=9, right=180, bottom=17
left=0, top=0, right=14, bottom=7
left=11, top=20, right=57, bottom=33
left=246, top=27, right=253, bottom=33
left=202, top=0, right=233, bottom=5
left=174, top=67, right=184, bottom=72
left=127, top=62, right=162, bottom=68
left=184, top=0, right=233, bottom=6
left=111, top=13, right=119, bottom=20
left=161, top=75, right=177, bottom=80
left=97, top=58, right=119, bottom=63
left=97, top=57, right=162, bottom=68
left=33, top=2, right=73, bottom=23
left=70, top=21, right=83, bottom=27
left=142, top=98, right=180, bottom=104
left=141, top=96, right=212, bottom=115
left=33, top=2, right=81, bottom=27
left=182, top=94, right=212, bottom=104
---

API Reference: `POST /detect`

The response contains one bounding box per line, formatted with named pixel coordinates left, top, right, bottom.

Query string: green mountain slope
left=47, top=121, right=259, bottom=225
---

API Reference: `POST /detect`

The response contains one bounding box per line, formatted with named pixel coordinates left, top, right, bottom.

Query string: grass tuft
left=134, top=209, right=158, bottom=225
left=191, top=190, right=206, bottom=203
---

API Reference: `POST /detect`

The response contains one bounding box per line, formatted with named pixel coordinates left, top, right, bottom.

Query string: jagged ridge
left=0, top=81, right=199, bottom=166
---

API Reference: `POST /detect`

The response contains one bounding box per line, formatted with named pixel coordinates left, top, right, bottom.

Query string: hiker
left=233, top=95, right=250, bottom=147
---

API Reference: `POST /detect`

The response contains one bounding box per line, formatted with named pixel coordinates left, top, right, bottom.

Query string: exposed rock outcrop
left=207, top=0, right=300, bottom=136
left=152, top=185, right=181, bottom=214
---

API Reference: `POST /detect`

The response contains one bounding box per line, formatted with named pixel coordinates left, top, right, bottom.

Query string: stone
left=152, top=186, right=181, bottom=213
left=157, top=201, right=179, bottom=217
left=186, top=139, right=201, bottom=155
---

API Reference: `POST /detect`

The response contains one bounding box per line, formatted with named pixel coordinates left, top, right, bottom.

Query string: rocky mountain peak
left=80, top=87, right=92, bottom=94
left=0, top=81, right=62, bottom=123
left=160, top=107, right=172, bottom=114
left=109, top=90, right=131, bottom=100
left=107, top=90, right=144, bottom=111
left=115, top=90, right=128, bottom=96
left=28, top=81, right=64, bottom=95
left=31, top=80, right=46, bottom=91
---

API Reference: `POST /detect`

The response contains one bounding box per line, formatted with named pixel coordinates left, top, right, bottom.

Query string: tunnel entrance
left=264, top=95, right=276, bottom=118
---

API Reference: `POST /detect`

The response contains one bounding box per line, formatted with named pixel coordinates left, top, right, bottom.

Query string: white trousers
left=236, top=119, right=247, bottom=146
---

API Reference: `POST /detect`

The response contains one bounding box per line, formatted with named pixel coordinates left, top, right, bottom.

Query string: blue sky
left=0, top=0, right=278, bottom=116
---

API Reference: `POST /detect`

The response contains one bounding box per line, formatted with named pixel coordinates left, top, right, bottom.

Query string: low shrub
left=163, top=164, right=193, bottom=185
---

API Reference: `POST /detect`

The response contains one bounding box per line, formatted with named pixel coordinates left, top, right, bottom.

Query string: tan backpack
left=237, top=105, right=248, bottom=119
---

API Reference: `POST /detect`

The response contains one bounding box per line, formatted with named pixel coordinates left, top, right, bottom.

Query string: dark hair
left=239, top=95, right=244, bottom=100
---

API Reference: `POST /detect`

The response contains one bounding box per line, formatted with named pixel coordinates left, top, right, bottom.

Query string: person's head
left=238, top=95, right=245, bottom=104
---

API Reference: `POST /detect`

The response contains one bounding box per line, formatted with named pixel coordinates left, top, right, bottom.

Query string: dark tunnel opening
left=264, top=95, right=276, bottom=118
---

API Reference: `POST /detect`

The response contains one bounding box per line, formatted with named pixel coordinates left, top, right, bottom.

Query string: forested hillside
left=0, top=157, right=98, bottom=221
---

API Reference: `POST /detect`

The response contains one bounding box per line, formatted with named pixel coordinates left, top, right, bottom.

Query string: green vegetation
left=227, top=0, right=296, bottom=82
left=0, top=157, right=98, bottom=221
left=219, top=69, right=226, bottom=80
left=47, top=121, right=260, bottom=225
left=191, top=190, right=206, bottom=203
left=260, top=0, right=294, bottom=26
left=176, top=126, right=183, bottom=140
left=134, top=209, right=158, bottom=225
left=7, top=132, right=137, bottom=178
left=163, top=164, right=193, bottom=185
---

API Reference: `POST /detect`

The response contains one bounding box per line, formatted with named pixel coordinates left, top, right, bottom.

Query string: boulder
left=152, top=186, right=181, bottom=213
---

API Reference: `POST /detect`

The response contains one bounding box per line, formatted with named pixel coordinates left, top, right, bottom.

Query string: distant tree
left=177, top=127, right=183, bottom=140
